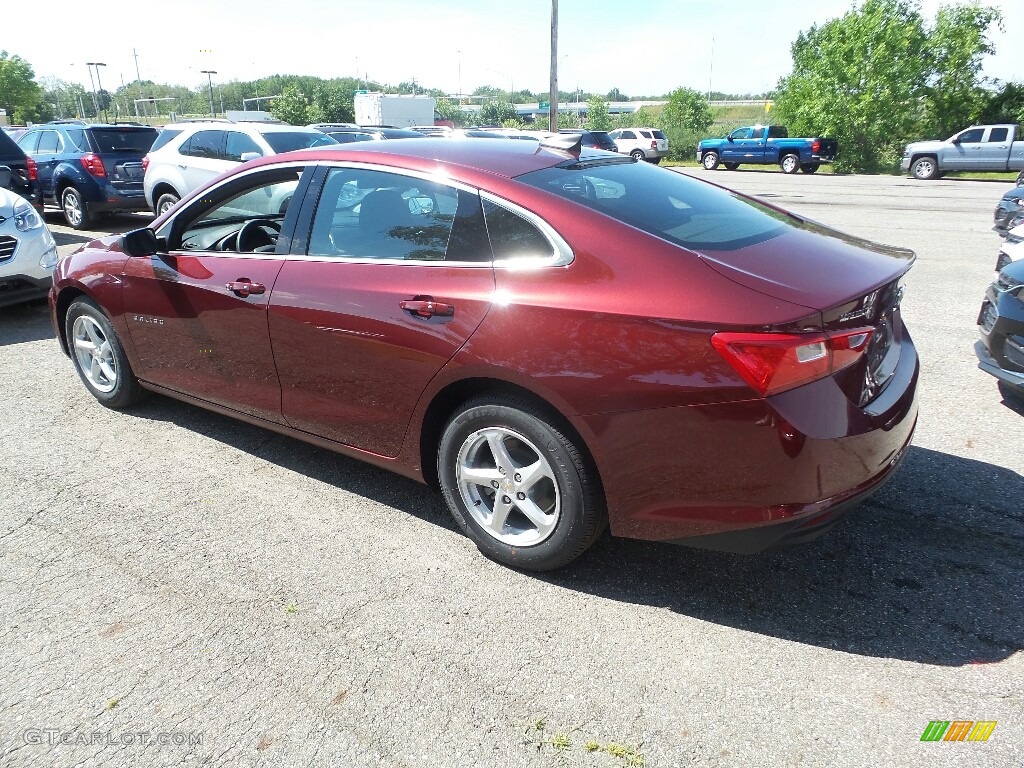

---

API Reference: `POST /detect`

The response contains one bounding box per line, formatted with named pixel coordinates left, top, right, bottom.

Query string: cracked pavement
left=0, top=172, right=1021, bottom=767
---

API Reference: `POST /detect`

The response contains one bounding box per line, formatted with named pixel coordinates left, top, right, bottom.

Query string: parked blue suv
left=17, top=121, right=158, bottom=229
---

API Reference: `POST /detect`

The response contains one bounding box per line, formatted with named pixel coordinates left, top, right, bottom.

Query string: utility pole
left=549, top=0, right=558, bottom=133
left=201, top=70, right=217, bottom=117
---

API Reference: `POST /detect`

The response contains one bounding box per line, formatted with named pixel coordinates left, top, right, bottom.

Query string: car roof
left=269, top=136, right=614, bottom=180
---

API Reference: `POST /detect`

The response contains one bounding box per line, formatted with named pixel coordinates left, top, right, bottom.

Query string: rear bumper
left=583, top=332, right=920, bottom=553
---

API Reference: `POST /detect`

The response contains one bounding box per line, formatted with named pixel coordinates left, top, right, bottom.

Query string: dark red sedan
left=49, top=136, right=919, bottom=570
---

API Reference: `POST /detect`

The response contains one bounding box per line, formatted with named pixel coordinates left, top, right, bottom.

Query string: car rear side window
left=988, top=127, right=1009, bottom=143
left=482, top=199, right=554, bottom=261
left=35, top=131, right=61, bottom=153
left=767, top=126, right=789, bottom=138
left=181, top=130, right=224, bottom=159
left=307, top=167, right=489, bottom=262
left=651, top=130, right=666, bottom=140
left=89, top=128, right=158, bottom=153
left=518, top=160, right=792, bottom=252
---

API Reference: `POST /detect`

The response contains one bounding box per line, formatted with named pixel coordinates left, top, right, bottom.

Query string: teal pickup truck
left=697, top=125, right=838, bottom=174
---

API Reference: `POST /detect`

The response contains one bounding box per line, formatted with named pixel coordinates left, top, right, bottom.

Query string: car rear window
left=262, top=131, right=338, bottom=153
left=518, top=160, right=793, bottom=252
left=0, top=129, right=26, bottom=161
left=88, top=128, right=158, bottom=153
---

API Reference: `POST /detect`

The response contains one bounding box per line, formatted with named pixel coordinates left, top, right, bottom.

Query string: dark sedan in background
left=49, top=137, right=919, bottom=570
left=977, top=259, right=1024, bottom=406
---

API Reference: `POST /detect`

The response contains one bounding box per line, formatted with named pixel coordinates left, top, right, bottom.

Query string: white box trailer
left=354, top=93, right=436, bottom=128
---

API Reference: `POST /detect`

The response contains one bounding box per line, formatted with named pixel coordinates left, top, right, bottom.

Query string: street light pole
left=201, top=70, right=217, bottom=117
left=93, top=63, right=107, bottom=122
left=84, top=62, right=99, bottom=118
left=549, top=0, right=559, bottom=133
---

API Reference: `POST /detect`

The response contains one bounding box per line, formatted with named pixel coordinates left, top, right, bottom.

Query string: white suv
left=0, top=182, right=58, bottom=307
left=607, top=127, right=669, bottom=163
left=143, top=121, right=337, bottom=215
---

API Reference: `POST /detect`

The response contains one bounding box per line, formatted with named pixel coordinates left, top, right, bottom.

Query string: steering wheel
left=237, top=219, right=282, bottom=252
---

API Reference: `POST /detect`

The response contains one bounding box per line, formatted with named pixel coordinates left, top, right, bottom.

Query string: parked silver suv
left=607, top=127, right=669, bottom=163
left=143, top=120, right=337, bottom=215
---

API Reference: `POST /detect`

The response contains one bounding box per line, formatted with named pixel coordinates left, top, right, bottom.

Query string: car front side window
left=307, top=167, right=490, bottom=262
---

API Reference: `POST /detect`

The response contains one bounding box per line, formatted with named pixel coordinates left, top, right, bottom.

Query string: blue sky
left=6, top=0, right=1023, bottom=97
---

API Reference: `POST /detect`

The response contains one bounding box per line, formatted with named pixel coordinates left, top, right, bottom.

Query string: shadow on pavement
left=128, top=392, right=1022, bottom=667
left=0, top=301, right=53, bottom=345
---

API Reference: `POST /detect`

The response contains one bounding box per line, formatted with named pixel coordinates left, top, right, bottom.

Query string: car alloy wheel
left=156, top=192, right=180, bottom=216
left=65, top=298, right=144, bottom=409
left=780, top=154, right=800, bottom=174
left=702, top=151, right=720, bottom=170
left=62, top=186, right=91, bottom=229
left=438, top=397, right=605, bottom=570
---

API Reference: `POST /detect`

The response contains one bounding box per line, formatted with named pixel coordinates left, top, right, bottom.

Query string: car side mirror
left=951, top=137, right=961, bottom=145
left=240, top=152, right=261, bottom=162
left=122, top=227, right=165, bottom=257
left=0, top=165, right=10, bottom=188
left=727, top=136, right=734, bottom=143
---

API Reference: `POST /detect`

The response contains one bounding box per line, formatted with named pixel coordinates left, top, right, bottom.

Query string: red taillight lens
left=711, top=328, right=873, bottom=397
left=25, top=155, right=38, bottom=181
left=811, top=139, right=821, bottom=153
left=80, top=153, right=106, bottom=177
left=142, top=154, right=150, bottom=172
left=651, top=140, right=658, bottom=149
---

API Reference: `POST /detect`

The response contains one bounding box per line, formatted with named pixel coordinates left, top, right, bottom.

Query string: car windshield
left=262, top=131, right=338, bottom=153
left=517, top=160, right=793, bottom=251
left=89, top=128, right=158, bottom=153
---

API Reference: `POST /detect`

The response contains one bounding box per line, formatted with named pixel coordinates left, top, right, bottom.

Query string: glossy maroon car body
left=50, top=138, right=919, bottom=557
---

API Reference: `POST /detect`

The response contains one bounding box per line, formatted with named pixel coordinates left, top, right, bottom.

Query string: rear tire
left=629, top=149, right=645, bottom=161
left=724, top=162, right=740, bottom=170
left=156, top=192, right=180, bottom=216
left=61, top=186, right=92, bottom=229
left=801, top=163, right=820, bottom=174
left=1015, top=170, right=1023, bottom=187
left=702, top=151, right=720, bottom=170
left=65, top=298, right=145, bottom=409
left=780, top=154, right=800, bottom=174
left=438, top=396, right=605, bottom=571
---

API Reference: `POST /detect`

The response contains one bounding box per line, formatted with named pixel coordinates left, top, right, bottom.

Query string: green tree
left=479, top=100, right=518, bottom=125
left=270, top=85, right=315, bottom=125
left=605, top=87, right=627, bottom=102
left=773, top=0, right=1001, bottom=172
left=586, top=97, right=613, bottom=131
left=979, top=82, right=1024, bottom=125
left=0, top=51, right=44, bottom=123
left=924, top=3, right=1003, bottom=138
left=661, top=87, right=713, bottom=134
left=434, top=98, right=461, bottom=126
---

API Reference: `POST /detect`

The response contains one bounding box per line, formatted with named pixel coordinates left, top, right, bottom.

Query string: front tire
left=999, top=381, right=1024, bottom=408
left=701, top=151, right=720, bottom=170
left=911, top=156, right=939, bottom=180
left=65, top=298, right=144, bottom=409
left=438, top=396, right=605, bottom=571
left=61, top=186, right=92, bottom=229
left=780, top=154, right=800, bottom=174
left=156, top=192, right=180, bottom=216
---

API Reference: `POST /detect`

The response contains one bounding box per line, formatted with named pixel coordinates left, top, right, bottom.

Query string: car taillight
left=25, top=156, right=38, bottom=181
left=811, top=140, right=821, bottom=153
left=711, top=328, right=874, bottom=397
left=80, top=153, right=106, bottom=177
left=142, top=154, right=150, bottom=172
left=651, top=140, right=657, bottom=149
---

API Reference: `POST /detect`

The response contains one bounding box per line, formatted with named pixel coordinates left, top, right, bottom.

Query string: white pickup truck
left=901, top=124, right=1024, bottom=180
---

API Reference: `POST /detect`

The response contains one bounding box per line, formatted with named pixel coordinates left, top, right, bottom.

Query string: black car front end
left=976, top=261, right=1024, bottom=399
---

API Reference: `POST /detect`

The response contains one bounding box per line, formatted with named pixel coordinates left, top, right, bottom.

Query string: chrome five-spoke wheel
left=438, top=397, right=606, bottom=570
left=72, top=315, right=117, bottom=393
left=456, top=427, right=560, bottom=547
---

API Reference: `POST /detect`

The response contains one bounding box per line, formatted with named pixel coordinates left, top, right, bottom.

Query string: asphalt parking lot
left=1, top=170, right=1021, bottom=768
